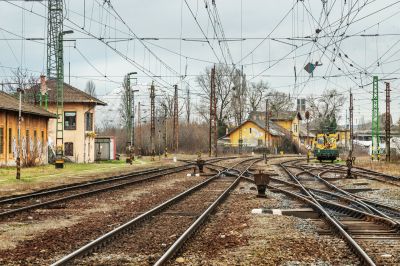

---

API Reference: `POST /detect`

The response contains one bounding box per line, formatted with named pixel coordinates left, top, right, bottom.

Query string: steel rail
left=50, top=158, right=258, bottom=266
left=292, top=160, right=400, bottom=220
left=245, top=173, right=400, bottom=224
left=0, top=157, right=233, bottom=205
left=0, top=165, right=190, bottom=204
left=154, top=159, right=260, bottom=265
left=284, top=162, right=400, bottom=224
left=0, top=165, right=192, bottom=219
left=284, top=162, right=376, bottom=215
left=277, top=162, right=377, bottom=265
left=280, top=159, right=400, bottom=219
left=243, top=172, right=376, bottom=265
left=308, top=160, right=400, bottom=181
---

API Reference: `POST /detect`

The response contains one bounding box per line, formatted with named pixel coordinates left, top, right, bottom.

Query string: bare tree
left=85, top=80, right=96, bottom=97
left=157, top=92, right=174, bottom=117
left=307, top=89, right=346, bottom=131
left=230, top=69, right=247, bottom=126
left=4, top=68, right=38, bottom=104
left=185, top=86, right=190, bottom=124
left=248, top=80, right=269, bottom=111
left=196, top=65, right=235, bottom=126
left=268, top=90, right=293, bottom=114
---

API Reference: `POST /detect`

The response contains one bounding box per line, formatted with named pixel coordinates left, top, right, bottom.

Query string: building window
left=0, top=128, right=3, bottom=155
left=41, top=131, right=45, bottom=153
left=85, top=112, right=93, bottom=131
left=26, top=130, right=29, bottom=151
left=249, top=128, right=252, bottom=134
left=8, top=128, right=12, bottom=154
left=294, top=124, right=298, bottom=133
left=65, top=142, right=73, bottom=156
left=64, top=112, right=77, bottom=130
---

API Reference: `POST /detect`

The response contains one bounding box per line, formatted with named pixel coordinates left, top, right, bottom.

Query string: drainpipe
left=85, top=101, right=96, bottom=163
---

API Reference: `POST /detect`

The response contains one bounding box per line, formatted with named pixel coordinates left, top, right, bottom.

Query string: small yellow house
left=221, top=119, right=285, bottom=148
left=248, top=111, right=303, bottom=143
left=219, top=110, right=305, bottom=153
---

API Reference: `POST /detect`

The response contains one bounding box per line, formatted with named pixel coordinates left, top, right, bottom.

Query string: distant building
left=221, top=111, right=303, bottom=152
left=248, top=110, right=303, bottom=144
left=0, top=91, right=55, bottom=166
left=27, top=80, right=107, bottom=163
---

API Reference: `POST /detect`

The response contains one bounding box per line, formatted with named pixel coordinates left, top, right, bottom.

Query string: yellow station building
left=221, top=111, right=304, bottom=150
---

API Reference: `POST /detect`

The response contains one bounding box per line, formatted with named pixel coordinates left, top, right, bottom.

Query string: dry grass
left=355, top=156, right=400, bottom=176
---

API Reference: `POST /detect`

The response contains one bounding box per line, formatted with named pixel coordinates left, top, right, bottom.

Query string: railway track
left=300, top=161, right=400, bottom=188
left=0, top=158, right=227, bottom=219
left=258, top=159, right=400, bottom=265
left=0, top=165, right=191, bottom=219
left=50, top=158, right=259, bottom=265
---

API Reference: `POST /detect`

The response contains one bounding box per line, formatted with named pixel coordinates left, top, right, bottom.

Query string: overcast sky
left=1, top=0, right=400, bottom=127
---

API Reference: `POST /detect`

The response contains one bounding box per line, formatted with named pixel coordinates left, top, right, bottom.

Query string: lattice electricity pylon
left=47, top=0, right=65, bottom=168
left=371, top=76, right=380, bottom=160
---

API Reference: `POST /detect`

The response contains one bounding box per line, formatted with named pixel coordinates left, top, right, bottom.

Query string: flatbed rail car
left=313, top=133, right=339, bottom=162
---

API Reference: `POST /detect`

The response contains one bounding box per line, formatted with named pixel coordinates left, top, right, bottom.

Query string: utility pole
left=350, top=90, right=354, bottom=153
left=345, top=109, right=348, bottom=151
left=209, top=66, right=216, bottom=157
left=126, top=72, right=137, bottom=164
left=346, top=89, right=355, bottom=179
left=163, top=104, right=168, bottom=157
left=385, top=82, right=391, bottom=162
left=137, top=101, right=142, bottom=157
left=131, top=89, right=138, bottom=159
left=213, top=69, right=218, bottom=158
left=173, top=84, right=179, bottom=154
left=158, top=117, right=161, bottom=161
left=238, top=66, right=244, bottom=155
left=150, top=82, right=156, bottom=161
left=266, top=99, right=270, bottom=149
left=371, top=76, right=380, bottom=160
left=305, top=110, right=310, bottom=163
left=264, top=99, right=269, bottom=163
left=185, top=87, right=190, bottom=124
left=16, top=88, right=23, bottom=179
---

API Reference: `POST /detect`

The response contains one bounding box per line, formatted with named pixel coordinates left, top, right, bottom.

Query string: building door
left=95, top=140, right=110, bottom=161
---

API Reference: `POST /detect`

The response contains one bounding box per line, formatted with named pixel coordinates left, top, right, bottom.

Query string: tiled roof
left=249, top=110, right=302, bottom=121
left=0, top=91, right=56, bottom=118
left=26, top=79, right=107, bottom=106
left=222, top=119, right=286, bottom=138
